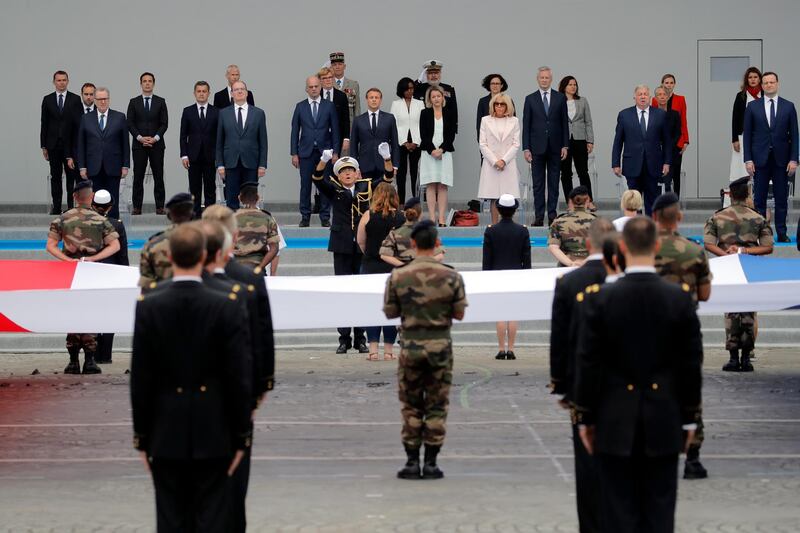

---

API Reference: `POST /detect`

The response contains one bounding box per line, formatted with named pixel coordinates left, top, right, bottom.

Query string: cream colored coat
left=478, top=115, right=521, bottom=199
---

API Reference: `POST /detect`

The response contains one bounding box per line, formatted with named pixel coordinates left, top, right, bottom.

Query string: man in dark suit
left=522, top=66, right=570, bottom=226
left=76, top=87, right=130, bottom=219
left=612, top=85, right=672, bottom=216
left=350, top=88, right=398, bottom=184
left=41, top=70, right=83, bottom=214
left=291, top=75, right=340, bottom=227
left=743, top=71, right=799, bottom=242
left=216, top=80, right=268, bottom=209
left=549, top=217, right=616, bottom=533
left=180, top=81, right=220, bottom=217
left=131, top=222, right=252, bottom=532
left=127, top=72, right=169, bottom=215
left=213, top=64, right=255, bottom=109
left=320, top=67, right=350, bottom=155
left=575, top=216, right=702, bottom=533
left=414, top=60, right=458, bottom=133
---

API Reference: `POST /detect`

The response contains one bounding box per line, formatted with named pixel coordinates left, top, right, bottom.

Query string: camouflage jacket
left=234, top=208, right=280, bottom=267
left=383, top=256, right=468, bottom=330
left=48, top=206, right=118, bottom=259
left=655, top=228, right=712, bottom=306
left=379, top=222, right=446, bottom=265
left=139, top=223, right=177, bottom=288
left=703, top=202, right=773, bottom=251
left=548, top=207, right=596, bottom=260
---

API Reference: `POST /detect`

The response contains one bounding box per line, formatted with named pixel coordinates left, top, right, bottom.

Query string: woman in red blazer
left=651, top=73, right=688, bottom=195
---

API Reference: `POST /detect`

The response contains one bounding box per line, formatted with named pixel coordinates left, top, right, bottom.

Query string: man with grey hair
left=213, top=64, right=255, bottom=109
left=522, top=66, right=570, bottom=226
left=611, top=84, right=672, bottom=215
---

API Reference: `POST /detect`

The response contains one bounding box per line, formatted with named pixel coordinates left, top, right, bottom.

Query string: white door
left=697, top=39, right=762, bottom=197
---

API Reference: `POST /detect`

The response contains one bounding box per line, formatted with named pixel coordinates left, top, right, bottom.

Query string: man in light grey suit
left=216, top=81, right=268, bottom=209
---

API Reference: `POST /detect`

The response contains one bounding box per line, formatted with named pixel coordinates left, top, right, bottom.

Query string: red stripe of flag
left=0, top=260, right=78, bottom=291
left=0, top=312, right=31, bottom=332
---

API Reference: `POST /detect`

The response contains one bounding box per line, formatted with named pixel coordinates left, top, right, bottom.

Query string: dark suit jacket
left=731, top=91, right=752, bottom=142
left=414, top=82, right=458, bottom=132
left=179, top=103, right=219, bottom=163
left=350, top=110, right=399, bottom=174
left=314, top=173, right=374, bottom=253
left=482, top=219, right=531, bottom=270
left=216, top=105, right=268, bottom=169
left=225, top=260, right=275, bottom=395
left=131, top=280, right=253, bottom=458
left=213, top=87, right=254, bottom=109
left=611, top=106, right=672, bottom=178
left=743, top=96, right=799, bottom=167
left=419, top=107, right=457, bottom=154
left=522, top=89, right=569, bottom=155
left=665, top=108, right=682, bottom=150
left=290, top=99, right=340, bottom=158
left=40, top=91, right=83, bottom=151
left=76, top=109, right=131, bottom=176
left=99, top=217, right=129, bottom=266
left=574, top=272, right=702, bottom=457
left=126, top=95, right=168, bottom=150
left=548, top=259, right=607, bottom=399
left=326, top=88, right=350, bottom=152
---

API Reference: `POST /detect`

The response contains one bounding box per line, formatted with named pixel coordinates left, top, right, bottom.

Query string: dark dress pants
left=231, top=445, right=252, bottom=533
left=225, top=163, right=258, bottom=210
left=188, top=154, right=217, bottom=217
left=625, top=166, right=659, bottom=216
left=754, top=151, right=790, bottom=237
left=95, top=333, right=114, bottom=363
left=397, top=144, right=421, bottom=203
left=560, top=138, right=592, bottom=200
left=299, top=150, right=331, bottom=221
left=132, top=147, right=166, bottom=210
left=333, top=245, right=365, bottom=346
left=150, top=457, right=232, bottom=533
left=664, top=147, right=683, bottom=196
left=47, top=147, right=79, bottom=210
left=90, top=170, right=120, bottom=219
left=532, top=148, right=562, bottom=221
left=572, top=424, right=601, bottom=533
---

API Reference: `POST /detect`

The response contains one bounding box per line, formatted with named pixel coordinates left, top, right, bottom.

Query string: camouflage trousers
left=724, top=312, right=756, bottom=351
left=397, top=331, right=453, bottom=449
left=66, top=333, right=97, bottom=353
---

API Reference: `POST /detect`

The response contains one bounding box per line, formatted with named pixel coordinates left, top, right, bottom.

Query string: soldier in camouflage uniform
left=383, top=221, right=468, bottom=480
left=704, top=177, right=773, bottom=372
left=139, top=192, right=194, bottom=290
left=45, top=180, right=120, bottom=374
left=653, top=192, right=713, bottom=480
left=234, top=181, right=280, bottom=273
left=379, top=197, right=446, bottom=266
left=547, top=186, right=596, bottom=266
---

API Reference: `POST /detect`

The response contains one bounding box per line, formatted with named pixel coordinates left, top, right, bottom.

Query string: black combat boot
left=740, top=350, right=754, bottom=372
left=421, top=445, right=444, bottom=479
left=396, top=445, right=421, bottom=480
left=64, top=346, right=81, bottom=375
left=683, top=445, right=708, bottom=479
left=722, top=349, right=740, bottom=372
left=82, top=350, right=102, bottom=375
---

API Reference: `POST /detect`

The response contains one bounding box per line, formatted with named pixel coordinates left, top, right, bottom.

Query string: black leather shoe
left=505, top=350, right=516, bottom=360
left=533, top=217, right=544, bottom=227
left=49, top=208, right=61, bottom=215
left=299, top=218, right=310, bottom=228
left=397, top=445, right=421, bottom=480
left=777, top=234, right=791, bottom=243
left=64, top=361, right=81, bottom=374
left=321, top=219, right=331, bottom=227
left=356, top=342, right=370, bottom=354
left=495, top=351, right=506, bottom=360
left=683, top=458, right=708, bottom=479
left=722, top=349, right=740, bottom=372
left=335, top=342, right=349, bottom=354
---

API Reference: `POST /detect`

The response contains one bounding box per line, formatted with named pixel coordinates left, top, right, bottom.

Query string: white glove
left=378, top=142, right=392, bottom=160
left=320, top=149, right=334, bottom=163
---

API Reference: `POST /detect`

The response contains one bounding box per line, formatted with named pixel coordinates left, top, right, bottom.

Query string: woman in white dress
left=477, top=93, right=521, bottom=224
left=419, top=86, right=456, bottom=226
left=730, top=67, right=762, bottom=180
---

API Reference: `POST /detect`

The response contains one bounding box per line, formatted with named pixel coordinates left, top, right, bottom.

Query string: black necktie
left=58, top=94, right=64, bottom=112
left=769, top=99, right=776, bottom=129
left=326, top=90, right=332, bottom=102
left=200, top=106, right=206, bottom=121
left=312, top=101, right=318, bottom=122
left=237, top=107, right=243, bottom=129
left=640, top=110, right=647, bottom=137
left=85, top=107, right=91, bottom=114
left=371, top=112, right=377, bottom=133
left=145, top=96, right=150, bottom=113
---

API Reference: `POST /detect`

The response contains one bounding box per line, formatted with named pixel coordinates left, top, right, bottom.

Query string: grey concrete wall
left=2, top=0, right=799, bottom=204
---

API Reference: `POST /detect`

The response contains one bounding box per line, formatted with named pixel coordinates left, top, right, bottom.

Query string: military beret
left=329, top=52, right=345, bottom=63
left=165, top=192, right=193, bottom=208
left=404, top=197, right=421, bottom=210
left=240, top=181, right=259, bottom=193
left=333, top=156, right=359, bottom=177
left=92, top=189, right=112, bottom=205
left=411, top=219, right=437, bottom=240
left=652, top=192, right=680, bottom=212
left=74, top=179, right=93, bottom=193
left=568, top=185, right=590, bottom=200
left=424, top=59, right=443, bottom=71
left=498, top=193, right=519, bottom=209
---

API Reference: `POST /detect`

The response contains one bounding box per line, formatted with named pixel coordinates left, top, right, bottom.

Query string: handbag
left=452, top=210, right=479, bottom=226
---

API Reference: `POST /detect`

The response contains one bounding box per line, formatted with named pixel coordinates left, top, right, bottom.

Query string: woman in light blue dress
left=419, top=86, right=457, bottom=226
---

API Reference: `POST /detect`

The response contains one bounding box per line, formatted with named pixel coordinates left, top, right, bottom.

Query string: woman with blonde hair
left=419, top=86, right=457, bottom=226
left=613, top=189, right=643, bottom=231
left=477, top=92, right=521, bottom=224
left=357, top=183, right=405, bottom=360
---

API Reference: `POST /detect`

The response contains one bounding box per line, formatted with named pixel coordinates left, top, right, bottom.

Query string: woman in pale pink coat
left=478, top=93, right=521, bottom=224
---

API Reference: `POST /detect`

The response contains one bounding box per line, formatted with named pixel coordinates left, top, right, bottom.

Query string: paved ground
left=0, top=346, right=799, bottom=532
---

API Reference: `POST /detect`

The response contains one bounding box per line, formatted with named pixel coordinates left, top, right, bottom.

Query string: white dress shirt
left=624, top=265, right=656, bottom=274
left=235, top=102, right=249, bottom=127
left=172, top=275, right=203, bottom=283
left=635, top=106, right=649, bottom=130
left=83, top=104, right=95, bottom=114
left=196, top=102, right=208, bottom=116
left=307, top=96, right=322, bottom=107
left=55, top=91, right=67, bottom=105
left=323, top=89, right=335, bottom=102
left=369, top=110, right=380, bottom=129
left=764, top=96, right=778, bottom=126
left=540, top=88, right=551, bottom=106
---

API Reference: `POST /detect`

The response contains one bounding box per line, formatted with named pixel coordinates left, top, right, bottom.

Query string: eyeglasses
left=95, top=97, right=109, bottom=101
